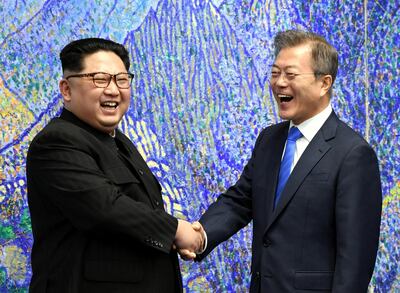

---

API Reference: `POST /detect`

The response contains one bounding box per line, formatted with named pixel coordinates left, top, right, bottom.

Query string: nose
left=104, top=77, right=120, bottom=95
left=276, top=72, right=288, bottom=85
left=273, top=72, right=289, bottom=88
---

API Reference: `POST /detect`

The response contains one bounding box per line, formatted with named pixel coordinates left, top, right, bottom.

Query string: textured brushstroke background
left=0, top=0, right=399, bottom=292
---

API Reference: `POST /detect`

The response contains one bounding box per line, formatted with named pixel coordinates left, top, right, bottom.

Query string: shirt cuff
left=197, top=229, right=208, bottom=254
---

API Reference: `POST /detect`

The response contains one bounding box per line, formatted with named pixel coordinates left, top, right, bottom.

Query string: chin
left=278, top=112, right=292, bottom=121
left=101, top=116, right=122, bottom=125
left=103, top=123, right=119, bottom=131
left=97, top=121, right=119, bottom=132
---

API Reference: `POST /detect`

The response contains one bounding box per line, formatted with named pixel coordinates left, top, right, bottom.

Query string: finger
left=191, top=221, right=203, bottom=231
left=178, top=249, right=196, bottom=260
left=180, top=255, right=194, bottom=261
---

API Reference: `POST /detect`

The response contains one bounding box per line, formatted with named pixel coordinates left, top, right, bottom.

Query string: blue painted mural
left=0, top=0, right=399, bottom=291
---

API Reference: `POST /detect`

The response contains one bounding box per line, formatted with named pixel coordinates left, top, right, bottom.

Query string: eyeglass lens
left=93, top=73, right=132, bottom=89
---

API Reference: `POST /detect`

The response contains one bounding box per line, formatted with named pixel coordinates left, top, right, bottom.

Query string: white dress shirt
left=286, top=104, right=333, bottom=172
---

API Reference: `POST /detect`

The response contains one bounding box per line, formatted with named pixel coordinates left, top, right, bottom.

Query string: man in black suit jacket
left=27, top=38, right=203, bottom=292
left=183, top=30, right=382, bottom=292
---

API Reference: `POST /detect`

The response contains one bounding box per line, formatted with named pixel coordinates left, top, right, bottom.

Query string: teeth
left=102, top=102, right=118, bottom=107
left=278, top=94, right=292, bottom=98
left=278, top=94, right=293, bottom=103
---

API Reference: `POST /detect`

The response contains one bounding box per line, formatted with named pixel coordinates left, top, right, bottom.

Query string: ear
left=319, top=75, right=332, bottom=97
left=59, top=79, right=71, bottom=103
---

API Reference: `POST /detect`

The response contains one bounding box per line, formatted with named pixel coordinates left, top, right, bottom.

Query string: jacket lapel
left=265, top=113, right=338, bottom=231
left=257, top=123, right=290, bottom=216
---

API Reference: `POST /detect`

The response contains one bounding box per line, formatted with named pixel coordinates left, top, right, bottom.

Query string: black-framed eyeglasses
left=65, top=72, right=134, bottom=89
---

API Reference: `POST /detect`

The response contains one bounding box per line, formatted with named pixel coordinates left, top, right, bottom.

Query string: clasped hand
left=174, top=220, right=205, bottom=260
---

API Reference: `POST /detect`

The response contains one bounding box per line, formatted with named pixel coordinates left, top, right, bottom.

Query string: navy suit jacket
left=198, top=112, right=382, bottom=292
left=27, top=109, right=182, bottom=293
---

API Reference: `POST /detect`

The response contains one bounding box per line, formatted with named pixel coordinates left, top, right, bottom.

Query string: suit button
left=254, top=271, right=260, bottom=279
left=263, top=240, right=271, bottom=247
left=139, top=169, right=144, bottom=175
left=155, top=200, right=160, bottom=206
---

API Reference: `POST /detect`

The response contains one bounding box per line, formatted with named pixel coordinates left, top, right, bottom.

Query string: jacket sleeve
left=197, top=130, right=266, bottom=260
left=332, top=142, right=382, bottom=292
left=26, top=128, right=177, bottom=254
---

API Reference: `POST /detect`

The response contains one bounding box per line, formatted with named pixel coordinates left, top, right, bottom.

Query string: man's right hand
left=174, top=220, right=204, bottom=260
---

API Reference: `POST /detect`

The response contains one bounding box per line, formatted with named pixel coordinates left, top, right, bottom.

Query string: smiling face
left=59, top=50, right=131, bottom=134
left=271, top=43, right=332, bottom=125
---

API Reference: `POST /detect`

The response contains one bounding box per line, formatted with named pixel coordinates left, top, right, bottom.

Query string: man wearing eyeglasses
left=26, top=38, right=203, bottom=292
left=183, top=30, right=382, bottom=292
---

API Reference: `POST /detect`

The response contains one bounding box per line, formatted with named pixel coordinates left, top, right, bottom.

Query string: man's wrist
left=197, top=229, right=208, bottom=254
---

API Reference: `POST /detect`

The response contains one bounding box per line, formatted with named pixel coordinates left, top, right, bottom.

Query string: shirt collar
left=290, top=104, right=332, bottom=142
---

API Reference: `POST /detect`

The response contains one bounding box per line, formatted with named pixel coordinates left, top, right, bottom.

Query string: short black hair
left=60, top=38, right=130, bottom=73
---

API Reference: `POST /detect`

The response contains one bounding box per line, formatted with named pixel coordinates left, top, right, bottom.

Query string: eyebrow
left=271, top=64, right=300, bottom=70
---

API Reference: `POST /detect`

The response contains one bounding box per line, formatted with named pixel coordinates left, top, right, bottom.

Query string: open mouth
left=278, top=94, right=293, bottom=103
left=101, top=101, right=119, bottom=109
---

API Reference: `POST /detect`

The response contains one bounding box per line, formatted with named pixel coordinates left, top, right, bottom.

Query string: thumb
left=191, top=221, right=202, bottom=231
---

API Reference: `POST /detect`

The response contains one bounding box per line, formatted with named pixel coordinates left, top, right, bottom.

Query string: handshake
left=173, top=220, right=206, bottom=261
